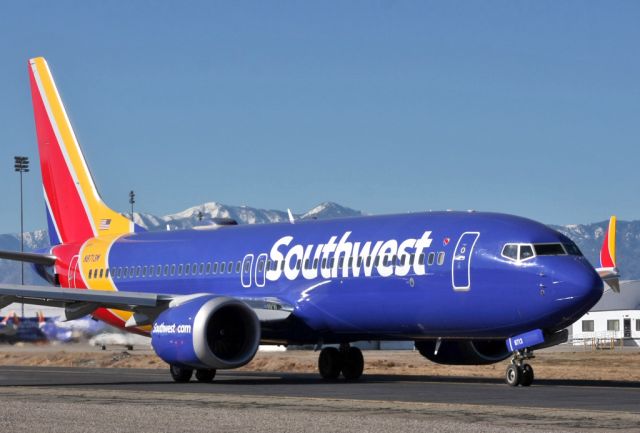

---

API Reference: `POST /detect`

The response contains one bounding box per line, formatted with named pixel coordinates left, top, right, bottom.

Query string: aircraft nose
left=548, top=258, right=603, bottom=322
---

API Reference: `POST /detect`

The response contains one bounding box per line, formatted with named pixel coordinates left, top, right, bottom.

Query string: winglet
left=597, top=216, right=620, bottom=293
left=600, top=216, right=616, bottom=268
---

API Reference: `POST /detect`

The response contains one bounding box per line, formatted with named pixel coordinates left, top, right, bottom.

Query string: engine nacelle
left=415, top=339, right=510, bottom=365
left=151, top=295, right=260, bottom=370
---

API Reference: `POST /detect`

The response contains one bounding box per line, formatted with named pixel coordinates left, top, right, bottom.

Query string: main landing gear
left=505, top=349, right=534, bottom=387
left=169, top=364, right=217, bottom=383
left=318, top=344, right=364, bottom=380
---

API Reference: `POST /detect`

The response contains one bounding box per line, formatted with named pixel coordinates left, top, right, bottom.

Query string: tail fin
left=28, top=57, right=138, bottom=245
left=597, top=216, right=620, bottom=293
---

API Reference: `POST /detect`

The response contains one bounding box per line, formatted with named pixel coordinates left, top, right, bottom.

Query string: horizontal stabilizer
left=0, top=250, right=56, bottom=266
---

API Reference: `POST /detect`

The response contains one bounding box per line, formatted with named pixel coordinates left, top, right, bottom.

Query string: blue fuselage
left=83, top=211, right=602, bottom=344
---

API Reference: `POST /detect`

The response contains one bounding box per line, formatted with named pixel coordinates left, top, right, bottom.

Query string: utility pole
left=14, top=156, right=29, bottom=318
left=129, top=190, right=135, bottom=220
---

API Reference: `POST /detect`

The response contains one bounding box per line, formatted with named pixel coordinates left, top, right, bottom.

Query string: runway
left=0, top=366, right=639, bottom=432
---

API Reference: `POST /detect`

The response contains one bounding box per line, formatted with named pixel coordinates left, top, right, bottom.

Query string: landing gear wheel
left=318, top=347, right=342, bottom=380
left=341, top=347, right=364, bottom=380
left=195, top=369, right=216, bottom=383
left=520, top=364, right=534, bottom=387
left=505, top=364, right=521, bottom=387
left=169, top=364, right=193, bottom=383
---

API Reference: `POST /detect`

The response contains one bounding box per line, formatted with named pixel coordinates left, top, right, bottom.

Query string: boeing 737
left=0, top=58, right=618, bottom=386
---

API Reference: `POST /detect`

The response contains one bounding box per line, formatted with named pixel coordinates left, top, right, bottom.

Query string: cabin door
left=255, top=253, right=268, bottom=287
left=241, top=254, right=254, bottom=288
left=452, top=232, right=480, bottom=291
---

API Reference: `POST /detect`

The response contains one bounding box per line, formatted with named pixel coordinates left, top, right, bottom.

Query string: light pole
left=14, top=156, right=29, bottom=318
left=129, top=190, right=135, bottom=219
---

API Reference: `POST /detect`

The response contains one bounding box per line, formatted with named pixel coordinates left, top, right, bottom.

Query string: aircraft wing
left=0, top=284, right=293, bottom=324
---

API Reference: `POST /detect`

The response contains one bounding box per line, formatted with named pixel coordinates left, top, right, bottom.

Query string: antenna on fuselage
left=287, top=209, right=295, bottom=224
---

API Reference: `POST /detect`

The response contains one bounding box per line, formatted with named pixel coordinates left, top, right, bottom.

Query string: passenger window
left=296, top=260, right=301, bottom=270
left=171, top=264, right=176, bottom=276
left=418, top=253, right=425, bottom=265
left=142, top=266, right=147, bottom=277
left=178, top=264, right=184, bottom=275
left=185, top=264, right=190, bottom=276
left=427, top=252, right=435, bottom=266
left=206, top=263, right=211, bottom=274
left=437, top=252, right=445, bottom=265
left=502, top=244, right=518, bottom=261
left=322, top=258, right=327, bottom=269
left=304, top=259, right=310, bottom=270
left=117, top=268, right=122, bottom=278
left=220, top=262, right=226, bottom=273
left=366, top=256, right=371, bottom=267
left=519, top=245, right=534, bottom=260
left=244, top=261, right=251, bottom=273
left=99, top=269, right=104, bottom=278
left=228, top=261, right=233, bottom=273
left=357, top=257, right=363, bottom=267
left=136, top=266, right=141, bottom=277
left=348, top=257, right=354, bottom=267
left=191, top=263, right=197, bottom=274
left=313, top=258, right=319, bottom=269
left=212, top=262, right=218, bottom=274
left=88, top=269, right=93, bottom=279
left=157, top=265, right=162, bottom=275
left=257, top=260, right=264, bottom=272
left=164, top=265, right=169, bottom=276
left=236, top=261, right=241, bottom=273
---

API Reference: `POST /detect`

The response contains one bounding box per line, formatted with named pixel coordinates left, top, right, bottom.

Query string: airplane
left=0, top=310, right=104, bottom=343
left=0, top=57, right=617, bottom=386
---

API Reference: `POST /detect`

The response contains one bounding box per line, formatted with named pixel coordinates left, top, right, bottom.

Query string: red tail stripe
left=29, top=66, right=93, bottom=243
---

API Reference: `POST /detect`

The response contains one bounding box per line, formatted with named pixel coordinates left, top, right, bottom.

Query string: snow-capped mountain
left=0, top=204, right=638, bottom=283
left=130, top=201, right=362, bottom=230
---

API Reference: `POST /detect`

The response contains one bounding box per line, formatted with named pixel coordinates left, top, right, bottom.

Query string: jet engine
left=151, top=295, right=260, bottom=370
left=415, top=339, right=511, bottom=365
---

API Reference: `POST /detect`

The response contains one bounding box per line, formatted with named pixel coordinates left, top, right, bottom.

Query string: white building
left=572, top=280, right=640, bottom=346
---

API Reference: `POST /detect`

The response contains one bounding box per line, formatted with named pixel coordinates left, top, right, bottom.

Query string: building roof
left=591, top=280, right=640, bottom=311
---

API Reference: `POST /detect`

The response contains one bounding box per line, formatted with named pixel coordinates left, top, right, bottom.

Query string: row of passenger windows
left=501, top=242, right=582, bottom=262
left=86, top=251, right=447, bottom=280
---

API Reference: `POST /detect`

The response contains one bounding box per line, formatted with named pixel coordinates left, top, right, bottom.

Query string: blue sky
left=0, top=1, right=638, bottom=233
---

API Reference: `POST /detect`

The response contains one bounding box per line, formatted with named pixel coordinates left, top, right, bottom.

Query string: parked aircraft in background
left=0, top=311, right=104, bottom=343
left=0, top=58, right=617, bottom=386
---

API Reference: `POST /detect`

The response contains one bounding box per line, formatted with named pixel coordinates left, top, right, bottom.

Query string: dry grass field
left=1, top=345, right=639, bottom=382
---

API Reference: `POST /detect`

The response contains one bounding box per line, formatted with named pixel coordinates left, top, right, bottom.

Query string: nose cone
left=548, top=258, right=603, bottom=328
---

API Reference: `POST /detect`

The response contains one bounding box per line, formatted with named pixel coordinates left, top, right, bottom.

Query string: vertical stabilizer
left=28, top=57, right=136, bottom=245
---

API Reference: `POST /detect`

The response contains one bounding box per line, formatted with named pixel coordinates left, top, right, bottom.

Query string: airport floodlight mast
left=14, top=156, right=29, bottom=318
left=129, top=190, right=135, bottom=220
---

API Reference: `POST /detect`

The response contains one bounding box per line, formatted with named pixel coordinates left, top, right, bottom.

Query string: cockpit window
left=520, top=245, right=534, bottom=260
left=502, top=244, right=518, bottom=260
left=534, top=243, right=566, bottom=256
left=564, top=243, right=583, bottom=256
left=502, top=243, right=536, bottom=262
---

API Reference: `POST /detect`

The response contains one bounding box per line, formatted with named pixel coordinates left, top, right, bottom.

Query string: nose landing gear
left=505, top=349, right=535, bottom=387
left=318, top=344, right=364, bottom=380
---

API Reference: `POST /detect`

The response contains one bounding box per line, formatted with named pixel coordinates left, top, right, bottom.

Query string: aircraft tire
left=170, top=364, right=193, bottom=383
left=318, top=347, right=342, bottom=380
left=520, top=364, right=534, bottom=387
left=195, top=369, right=217, bottom=383
left=341, top=347, right=364, bottom=380
left=505, top=364, right=520, bottom=387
